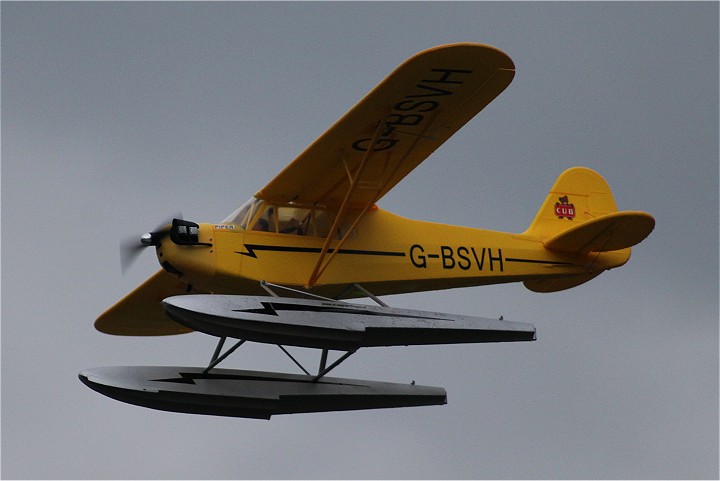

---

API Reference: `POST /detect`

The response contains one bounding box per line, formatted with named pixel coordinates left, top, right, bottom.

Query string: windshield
left=220, top=197, right=260, bottom=228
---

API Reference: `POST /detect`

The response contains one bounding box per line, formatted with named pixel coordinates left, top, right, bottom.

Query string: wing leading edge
left=257, top=43, right=515, bottom=208
left=95, top=270, right=195, bottom=336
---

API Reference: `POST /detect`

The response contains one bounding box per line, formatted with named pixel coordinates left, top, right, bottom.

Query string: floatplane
left=80, top=43, right=654, bottom=419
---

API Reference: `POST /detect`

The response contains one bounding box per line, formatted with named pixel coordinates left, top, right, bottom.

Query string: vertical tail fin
left=523, top=167, right=654, bottom=292
left=524, top=167, right=620, bottom=239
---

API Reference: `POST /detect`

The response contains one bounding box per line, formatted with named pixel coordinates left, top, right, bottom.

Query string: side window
left=252, top=205, right=277, bottom=232
left=247, top=203, right=358, bottom=239
left=277, top=207, right=312, bottom=235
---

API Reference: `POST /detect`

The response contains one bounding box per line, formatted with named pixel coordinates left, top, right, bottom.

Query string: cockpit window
left=221, top=198, right=260, bottom=228
left=276, top=206, right=312, bottom=235
left=252, top=204, right=277, bottom=232
left=222, top=197, right=357, bottom=239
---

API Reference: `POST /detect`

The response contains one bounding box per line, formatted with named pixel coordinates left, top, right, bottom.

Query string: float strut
left=202, top=339, right=246, bottom=375
left=312, top=350, right=356, bottom=382
left=319, top=349, right=329, bottom=373
left=210, top=337, right=226, bottom=364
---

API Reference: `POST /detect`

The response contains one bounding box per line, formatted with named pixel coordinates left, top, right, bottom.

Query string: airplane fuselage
left=155, top=205, right=630, bottom=299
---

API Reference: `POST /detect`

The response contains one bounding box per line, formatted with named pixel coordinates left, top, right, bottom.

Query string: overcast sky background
left=2, top=2, right=718, bottom=479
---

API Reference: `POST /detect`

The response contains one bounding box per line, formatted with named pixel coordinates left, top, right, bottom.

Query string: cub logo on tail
left=554, top=196, right=576, bottom=220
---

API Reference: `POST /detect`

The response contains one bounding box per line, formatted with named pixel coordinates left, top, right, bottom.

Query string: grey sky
left=2, top=2, right=718, bottom=479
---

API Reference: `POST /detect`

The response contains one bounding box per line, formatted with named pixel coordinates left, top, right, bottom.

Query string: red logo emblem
left=554, top=196, right=575, bottom=220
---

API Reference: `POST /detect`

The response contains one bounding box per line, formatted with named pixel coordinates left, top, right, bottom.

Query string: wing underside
left=257, top=43, right=515, bottom=208
left=95, top=270, right=195, bottom=336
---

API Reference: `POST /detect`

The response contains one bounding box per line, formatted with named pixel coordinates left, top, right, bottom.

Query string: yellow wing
left=257, top=43, right=515, bottom=208
left=95, top=270, right=195, bottom=336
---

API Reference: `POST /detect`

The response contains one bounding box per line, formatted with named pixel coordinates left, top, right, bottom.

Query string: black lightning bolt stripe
left=233, top=301, right=453, bottom=322
left=505, top=257, right=575, bottom=266
left=237, top=244, right=406, bottom=259
left=152, top=371, right=361, bottom=386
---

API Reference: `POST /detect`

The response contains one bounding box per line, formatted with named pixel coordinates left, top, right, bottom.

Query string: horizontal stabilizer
left=543, top=211, right=655, bottom=254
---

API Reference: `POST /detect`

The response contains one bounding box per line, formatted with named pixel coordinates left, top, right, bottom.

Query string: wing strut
left=306, top=119, right=386, bottom=288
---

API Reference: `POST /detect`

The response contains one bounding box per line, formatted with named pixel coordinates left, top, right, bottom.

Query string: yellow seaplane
left=80, top=43, right=654, bottom=419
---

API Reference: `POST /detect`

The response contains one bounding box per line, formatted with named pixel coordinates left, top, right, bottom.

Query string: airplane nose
left=156, top=221, right=215, bottom=280
left=168, top=219, right=211, bottom=246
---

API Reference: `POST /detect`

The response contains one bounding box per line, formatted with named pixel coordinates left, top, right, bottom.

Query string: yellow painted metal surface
left=544, top=211, right=656, bottom=254
left=95, top=270, right=194, bottom=336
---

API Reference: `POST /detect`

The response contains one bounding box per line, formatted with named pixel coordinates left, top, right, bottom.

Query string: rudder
left=524, top=167, right=619, bottom=239
left=522, top=167, right=654, bottom=293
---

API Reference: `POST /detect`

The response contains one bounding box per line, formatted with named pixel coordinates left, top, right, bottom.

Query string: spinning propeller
left=119, top=214, right=182, bottom=273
